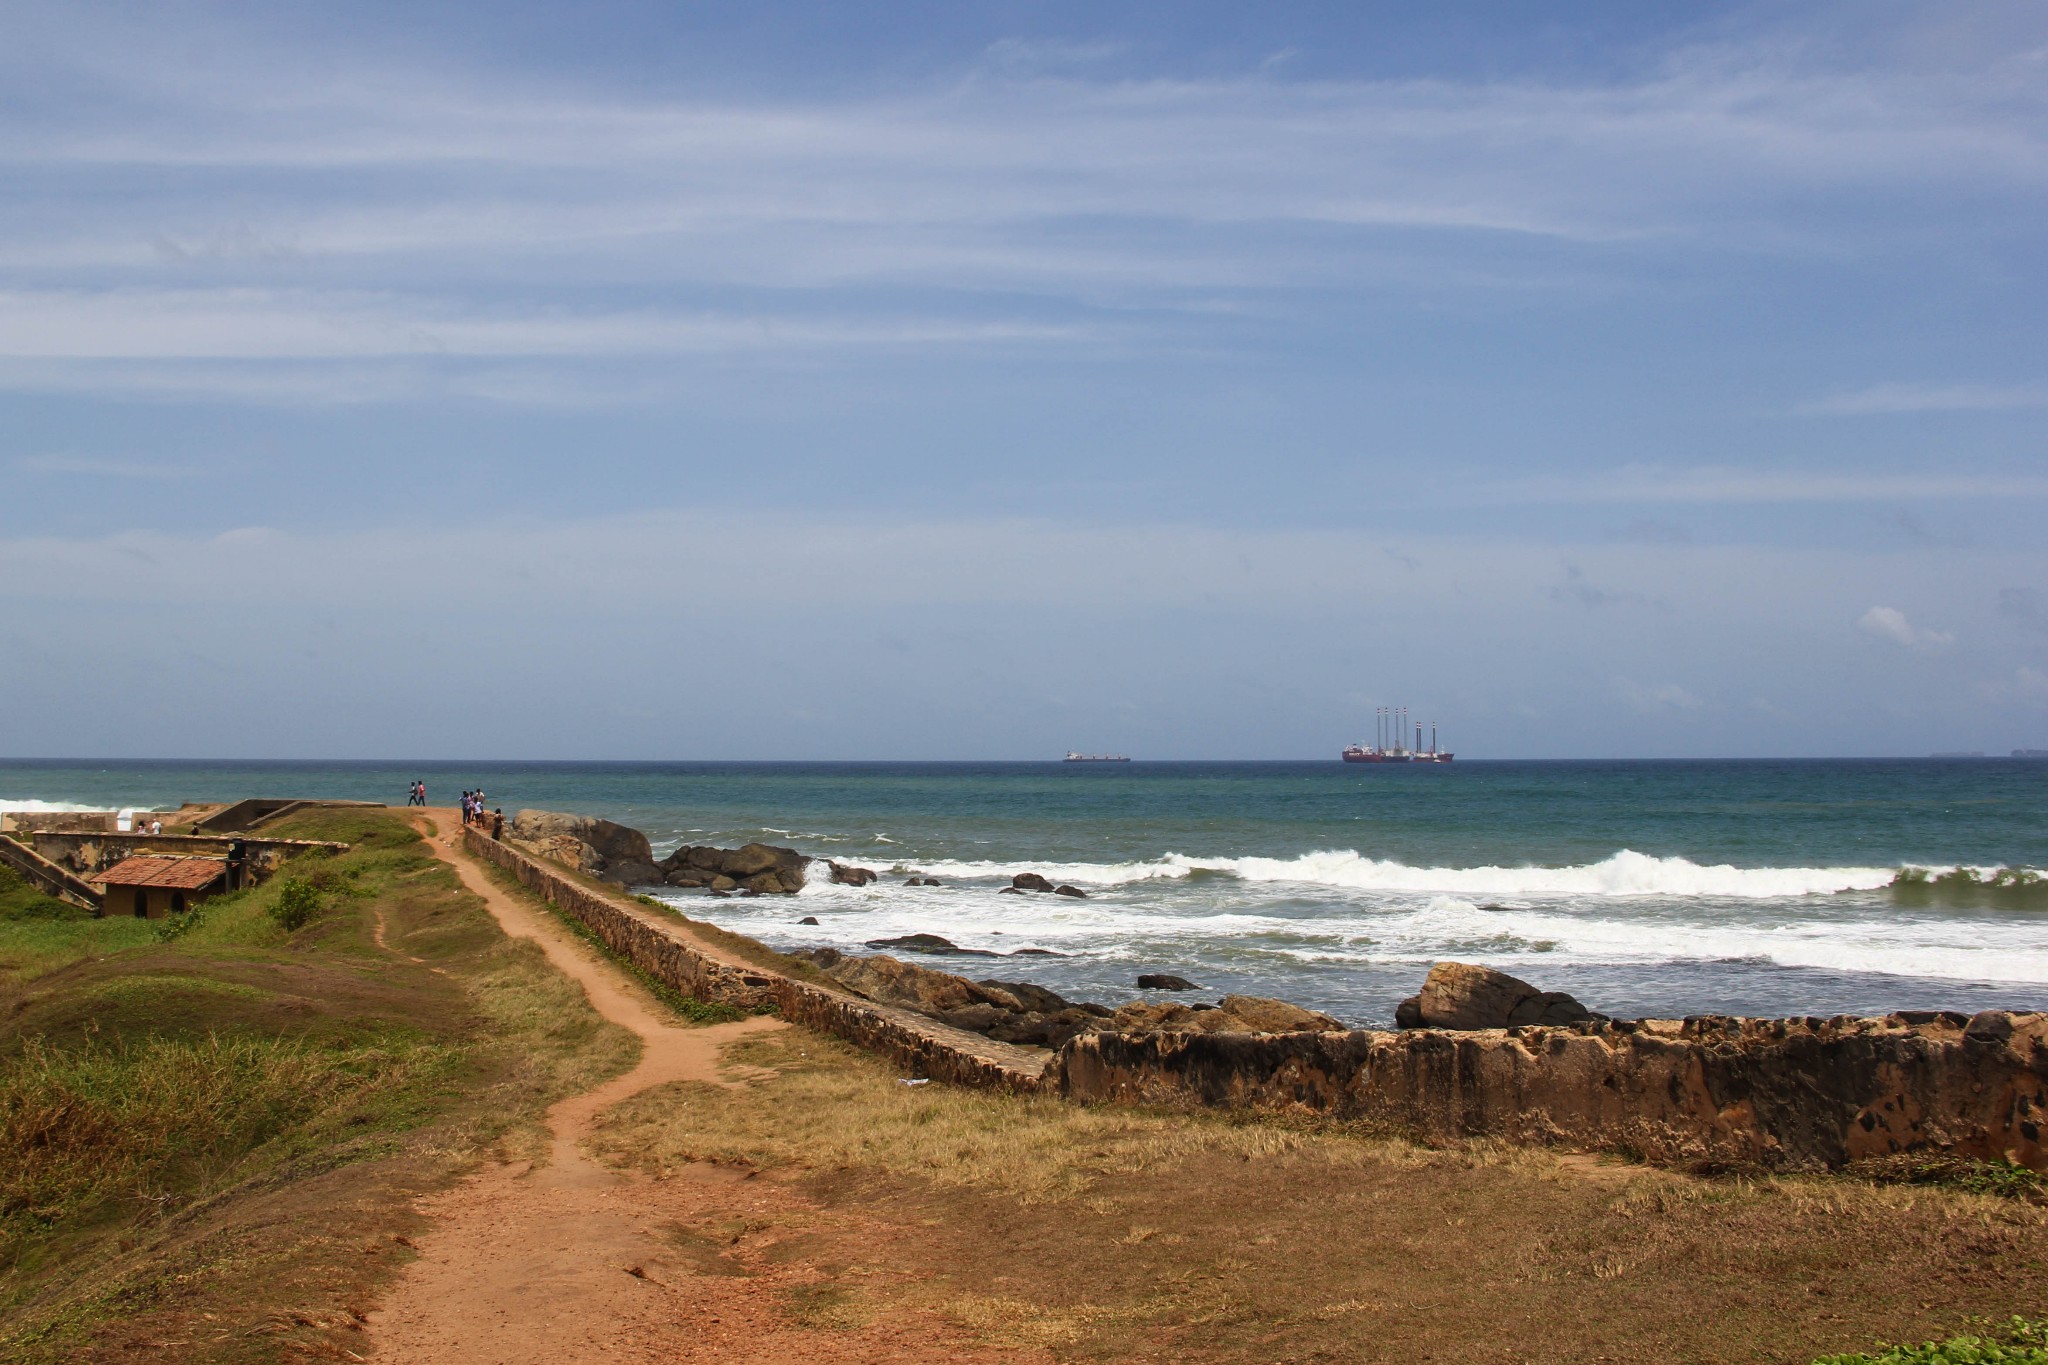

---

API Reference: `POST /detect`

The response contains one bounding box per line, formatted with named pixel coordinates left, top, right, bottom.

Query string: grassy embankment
left=589, top=1024, right=2048, bottom=1364
left=0, top=808, right=638, bottom=1362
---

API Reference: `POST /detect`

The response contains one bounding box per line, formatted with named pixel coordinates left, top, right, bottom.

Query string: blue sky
left=1, top=0, right=2044, bottom=759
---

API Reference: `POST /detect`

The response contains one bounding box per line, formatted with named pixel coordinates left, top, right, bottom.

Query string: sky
left=0, top=0, right=2044, bottom=759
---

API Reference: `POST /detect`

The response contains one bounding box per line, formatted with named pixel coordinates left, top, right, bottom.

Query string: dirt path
left=366, top=813, right=1004, bottom=1364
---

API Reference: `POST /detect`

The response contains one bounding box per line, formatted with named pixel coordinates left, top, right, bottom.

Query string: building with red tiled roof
left=96, top=855, right=230, bottom=919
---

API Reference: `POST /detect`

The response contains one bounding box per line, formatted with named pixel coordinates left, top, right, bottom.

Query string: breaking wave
left=889, top=848, right=1921, bottom=900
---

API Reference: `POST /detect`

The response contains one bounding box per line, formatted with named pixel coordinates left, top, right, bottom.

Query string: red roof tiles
left=95, top=856, right=229, bottom=890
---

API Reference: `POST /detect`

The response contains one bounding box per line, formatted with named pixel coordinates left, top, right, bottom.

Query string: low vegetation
left=0, top=808, right=636, bottom=1362
left=1815, top=1317, right=2048, bottom=1364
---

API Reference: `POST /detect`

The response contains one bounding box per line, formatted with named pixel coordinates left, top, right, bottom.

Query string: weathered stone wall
left=460, top=827, right=2048, bottom=1172
left=461, top=828, right=1048, bottom=1093
left=1054, top=1013, right=2048, bottom=1172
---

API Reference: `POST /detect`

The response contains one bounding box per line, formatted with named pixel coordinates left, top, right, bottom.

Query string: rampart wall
left=462, top=828, right=1048, bottom=1092
left=461, top=827, right=2048, bottom=1172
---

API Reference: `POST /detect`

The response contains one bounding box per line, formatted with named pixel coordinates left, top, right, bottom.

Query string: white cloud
left=1858, top=605, right=1954, bottom=649
left=1796, top=382, right=2048, bottom=416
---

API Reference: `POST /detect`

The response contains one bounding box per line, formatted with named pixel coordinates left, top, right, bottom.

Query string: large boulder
left=721, top=843, right=790, bottom=878
left=829, top=861, right=879, bottom=886
left=509, top=810, right=654, bottom=866
left=600, top=859, right=667, bottom=887
left=522, top=833, right=603, bottom=875
left=1412, top=961, right=1596, bottom=1030
left=1011, top=872, right=1055, bottom=893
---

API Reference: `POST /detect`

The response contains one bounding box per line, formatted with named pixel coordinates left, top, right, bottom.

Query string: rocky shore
left=502, top=809, right=1591, bottom=1053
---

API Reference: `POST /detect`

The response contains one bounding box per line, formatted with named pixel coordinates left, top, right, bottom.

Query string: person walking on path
left=491, top=808, right=505, bottom=841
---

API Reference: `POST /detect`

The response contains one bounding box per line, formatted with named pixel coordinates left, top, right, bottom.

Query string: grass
left=1816, top=1318, right=2048, bottom=1364
left=589, top=1024, right=2048, bottom=1364
left=0, top=806, right=636, bottom=1362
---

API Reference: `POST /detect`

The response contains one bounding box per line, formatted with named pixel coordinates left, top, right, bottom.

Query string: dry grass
left=590, top=1023, right=2048, bottom=1364
left=591, top=1029, right=1393, bottom=1203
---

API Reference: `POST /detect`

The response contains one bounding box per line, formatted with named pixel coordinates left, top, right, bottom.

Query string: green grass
left=0, top=806, right=638, bottom=1361
left=1815, top=1317, right=2048, bottom=1363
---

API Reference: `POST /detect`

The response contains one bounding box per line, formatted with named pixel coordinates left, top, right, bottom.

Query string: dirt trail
left=367, top=813, right=999, bottom=1364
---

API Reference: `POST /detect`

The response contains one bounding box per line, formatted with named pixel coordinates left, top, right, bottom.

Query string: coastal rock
left=864, top=933, right=998, bottom=957
left=1507, top=991, right=1599, bottom=1028
left=1394, top=994, right=1424, bottom=1029
left=743, top=870, right=801, bottom=895
left=1413, top=961, right=1595, bottom=1030
left=1137, top=973, right=1198, bottom=991
left=600, top=858, right=667, bottom=887
left=1109, top=994, right=1345, bottom=1035
left=722, top=843, right=797, bottom=878
left=1053, top=885, right=1089, bottom=899
left=998, top=886, right=1026, bottom=895
left=1011, top=872, right=1056, bottom=893
left=798, top=915, right=820, bottom=925
left=829, top=862, right=879, bottom=886
left=523, top=833, right=603, bottom=875
left=708, top=874, right=737, bottom=892
left=793, top=949, right=1112, bottom=1049
left=509, top=810, right=653, bottom=867
left=664, top=867, right=710, bottom=888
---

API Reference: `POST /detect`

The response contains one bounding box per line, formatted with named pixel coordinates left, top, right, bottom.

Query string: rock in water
left=600, top=859, right=667, bottom=887
left=828, top=862, right=879, bottom=886
left=798, top=915, right=820, bottom=925
left=1136, top=973, right=1198, bottom=991
left=1394, top=994, right=1424, bottom=1029
left=1011, top=872, right=1056, bottom=893
left=864, top=933, right=998, bottom=956
left=1053, top=885, right=1088, bottom=898
left=1413, top=961, right=1596, bottom=1029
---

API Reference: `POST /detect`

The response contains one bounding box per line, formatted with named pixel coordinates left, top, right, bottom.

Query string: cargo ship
left=1342, top=707, right=1452, bottom=763
left=1064, top=752, right=1131, bottom=762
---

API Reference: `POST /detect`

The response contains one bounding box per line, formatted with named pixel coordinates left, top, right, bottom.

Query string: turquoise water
left=5, top=758, right=2045, bottom=1024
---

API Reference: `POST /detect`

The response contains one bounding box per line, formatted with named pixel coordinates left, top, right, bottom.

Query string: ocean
left=4, top=758, right=2044, bottom=1026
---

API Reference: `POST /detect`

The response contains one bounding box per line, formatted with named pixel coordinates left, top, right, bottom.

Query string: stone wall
left=1054, top=1012, right=2048, bottom=1172
left=461, top=828, right=1048, bottom=1093
left=460, top=827, right=2048, bottom=1172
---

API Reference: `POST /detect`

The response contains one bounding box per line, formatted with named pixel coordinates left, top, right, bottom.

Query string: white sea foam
left=752, top=851, right=2048, bottom=988
left=0, top=798, right=117, bottom=813
left=889, top=848, right=1912, bottom=899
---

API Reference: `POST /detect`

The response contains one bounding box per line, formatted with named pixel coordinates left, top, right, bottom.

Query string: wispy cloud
left=12, top=453, right=199, bottom=479
left=1858, top=605, right=1954, bottom=650
left=1796, top=382, right=2048, bottom=416
left=1493, top=466, right=2048, bottom=505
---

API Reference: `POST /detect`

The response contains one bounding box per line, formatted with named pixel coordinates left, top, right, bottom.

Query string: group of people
left=405, top=780, right=427, bottom=806
left=461, top=790, right=504, bottom=839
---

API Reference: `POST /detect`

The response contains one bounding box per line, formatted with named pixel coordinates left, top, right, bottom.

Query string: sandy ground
left=365, top=813, right=1016, bottom=1364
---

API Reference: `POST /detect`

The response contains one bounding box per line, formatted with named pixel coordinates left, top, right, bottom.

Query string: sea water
left=4, top=758, right=2044, bottom=1025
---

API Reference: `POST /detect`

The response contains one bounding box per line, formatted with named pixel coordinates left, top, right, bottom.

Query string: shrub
left=268, top=877, right=322, bottom=932
left=1814, top=1317, right=2048, bottom=1364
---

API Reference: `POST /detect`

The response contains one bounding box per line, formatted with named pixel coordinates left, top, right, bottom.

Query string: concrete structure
left=96, top=855, right=230, bottom=919
left=462, top=825, right=2048, bottom=1173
